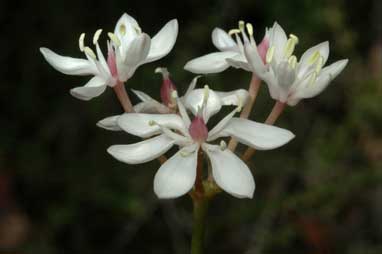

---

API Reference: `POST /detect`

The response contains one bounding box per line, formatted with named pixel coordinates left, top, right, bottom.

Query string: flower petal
left=134, top=101, right=170, bottom=114
left=145, top=19, right=178, bottom=63
left=117, top=113, right=187, bottom=138
left=297, top=41, right=329, bottom=79
left=184, top=75, right=202, bottom=97
left=184, top=88, right=222, bottom=122
left=131, top=89, right=155, bottom=102
left=244, top=43, right=267, bottom=75
left=117, top=33, right=151, bottom=81
left=184, top=51, right=239, bottom=74
left=70, top=76, right=107, bottom=100
left=212, top=28, right=237, bottom=52
left=154, top=145, right=198, bottom=199
left=226, top=54, right=252, bottom=72
left=215, top=89, right=249, bottom=106
left=97, top=115, right=122, bottom=131
left=203, top=144, right=255, bottom=198
left=114, top=13, right=141, bottom=51
left=269, top=22, right=288, bottom=61
left=213, top=118, right=295, bottom=150
left=40, top=47, right=95, bottom=75
left=108, top=134, right=174, bottom=164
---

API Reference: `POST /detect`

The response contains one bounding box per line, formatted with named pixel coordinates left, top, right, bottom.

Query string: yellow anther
left=107, top=32, right=121, bottom=47
left=134, top=26, right=142, bottom=34
left=119, top=24, right=126, bottom=36
left=288, top=55, right=297, bottom=69
left=236, top=95, right=243, bottom=112
left=266, top=46, right=275, bottom=64
left=180, top=150, right=192, bottom=157
left=171, top=90, right=179, bottom=99
left=93, top=29, right=103, bottom=45
left=79, top=33, right=85, bottom=52
left=84, top=46, right=96, bottom=59
left=220, top=140, right=227, bottom=151
left=284, top=38, right=296, bottom=58
left=315, top=56, right=324, bottom=73
left=148, top=120, right=157, bottom=126
left=228, top=29, right=241, bottom=36
left=308, top=51, right=321, bottom=65
left=238, top=20, right=245, bottom=31
left=246, top=23, right=253, bottom=36
left=289, top=34, right=299, bottom=44
left=308, top=72, right=317, bottom=86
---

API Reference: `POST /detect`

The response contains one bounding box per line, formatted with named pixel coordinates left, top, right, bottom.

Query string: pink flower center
left=107, top=48, right=118, bottom=79
left=189, top=116, right=208, bottom=143
left=257, top=35, right=269, bottom=64
left=160, top=78, right=177, bottom=107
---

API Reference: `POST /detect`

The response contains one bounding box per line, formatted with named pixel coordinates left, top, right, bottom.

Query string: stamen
left=79, top=33, right=85, bottom=52
left=288, top=55, right=297, bottom=69
left=84, top=47, right=97, bottom=59
left=180, top=150, right=192, bottom=157
left=315, top=56, right=324, bottom=73
left=237, top=95, right=243, bottom=112
left=238, top=20, right=245, bottom=31
left=220, top=140, right=227, bottom=151
left=93, top=29, right=103, bottom=45
left=246, top=23, right=253, bottom=36
left=308, top=72, right=317, bottom=86
left=119, top=24, right=126, bottom=36
left=308, top=51, right=321, bottom=65
left=202, top=85, right=210, bottom=106
left=266, top=46, right=275, bottom=64
left=107, top=32, right=121, bottom=47
left=289, top=34, right=299, bottom=44
left=134, top=26, right=142, bottom=34
left=284, top=38, right=296, bottom=58
left=228, top=29, right=241, bottom=36
left=155, top=67, right=170, bottom=78
left=148, top=120, right=156, bottom=126
left=171, top=90, right=179, bottom=99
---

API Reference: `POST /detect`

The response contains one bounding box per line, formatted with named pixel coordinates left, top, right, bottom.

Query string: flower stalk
left=228, top=73, right=261, bottom=151
left=242, top=100, right=286, bottom=161
left=113, top=81, right=134, bottom=112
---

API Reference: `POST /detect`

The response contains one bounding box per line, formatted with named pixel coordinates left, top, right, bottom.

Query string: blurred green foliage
left=0, top=0, right=381, bottom=253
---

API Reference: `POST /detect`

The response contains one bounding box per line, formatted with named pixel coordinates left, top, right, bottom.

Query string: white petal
left=114, top=13, right=141, bottom=49
left=215, top=89, right=249, bottom=106
left=269, top=22, right=288, bottom=61
left=184, top=89, right=222, bottom=122
left=244, top=43, right=267, bottom=75
left=213, top=118, right=295, bottom=150
left=117, top=34, right=151, bottom=81
left=70, top=76, right=106, bottom=100
left=117, top=113, right=187, bottom=138
left=297, top=41, right=329, bottom=79
left=134, top=101, right=170, bottom=114
left=97, top=115, right=122, bottom=131
left=203, top=144, right=255, bottom=199
left=40, top=47, right=95, bottom=75
left=184, top=75, right=202, bottom=97
left=145, top=19, right=178, bottom=63
left=212, top=28, right=237, bottom=51
left=108, top=134, right=174, bottom=164
left=154, top=145, right=198, bottom=199
left=225, top=54, right=252, bottom=72
left=131, top=89, right=155, bottom=102
left=184, top=51, right=239, bottom=74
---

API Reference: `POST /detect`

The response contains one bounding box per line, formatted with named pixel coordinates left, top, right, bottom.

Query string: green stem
left=191, top=197, right=209, bottom=254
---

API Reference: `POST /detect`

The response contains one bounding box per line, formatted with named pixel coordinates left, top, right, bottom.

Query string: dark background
left=0, top=0, right=381, bottom=253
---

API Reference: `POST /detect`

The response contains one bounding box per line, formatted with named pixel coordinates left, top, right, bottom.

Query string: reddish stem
left=113, top=81, right=134, bottom=113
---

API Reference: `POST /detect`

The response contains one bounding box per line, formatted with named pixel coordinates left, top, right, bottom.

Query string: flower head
left=244, top=22, right=348, bottom=106
left=184, top=20, right=269, bottom=74
left=105, top=87, right=295, bottom=199
left=40, top=13, right=178, bottom=101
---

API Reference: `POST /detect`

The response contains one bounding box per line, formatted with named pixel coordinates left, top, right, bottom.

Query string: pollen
left=84, top=46, right=97, bottom=59
left=107, top=32, right=121, bottom=47
left=93, top=29, right=103, bottom=45
left=266, top=46, right=275, bottom=64
left=79, top=33, right=85, bottom=52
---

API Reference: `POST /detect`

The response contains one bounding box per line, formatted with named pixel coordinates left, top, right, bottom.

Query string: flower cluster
left=41, top=14, right=348, bottom=200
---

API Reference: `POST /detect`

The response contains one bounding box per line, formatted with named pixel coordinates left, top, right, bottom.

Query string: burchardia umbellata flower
left=106, top=87, right=295, bottom=199
left=40, top=13, right=178, bottom=101
left=243, top=22, right=348, bottom=106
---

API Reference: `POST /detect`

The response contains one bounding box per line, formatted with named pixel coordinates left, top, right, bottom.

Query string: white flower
left=97, top=74, right=249, bottom=130
left=106, top=87, right=295, bottom=199
left=184, top=21, right=269, bottom=74
left=40, top=13, right=178, bottom=101
left=244, top=22, right=348, bottom=106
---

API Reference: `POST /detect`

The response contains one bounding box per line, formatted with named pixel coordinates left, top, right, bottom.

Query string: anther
left=308, top=72, right=317, bottom=86
left=171, top=90, right=179, bottom=99
left=93, top=29, right=103, bottom=45
left=107, top=32, right=121, bottom=47
left=237, top=95, right=243, bottom=112
left=203, top=85, right=210, bottom=105
left=308, top=51, right=321, bottom=65
left=228, top=29, right=241, bottom=36
left=266, top=46, right=275, bottom=64
left=246, top=23, right=253, bottom=36
left=119, top=24, right=126, bottom=36
left=84, top=47, right=97, bottom=59
left=315, top=56, right=324, bottom=73
left=289, top=34, right=299, bottom=44
left=288, top=55, right=297, bottom=69
left=148, top=120, right=157, bottom=126
left=238, top=20, right=245, bottom=31
left=284, top=38, right=296, bottom=58
left=79, top=33, right=85, bottom=52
